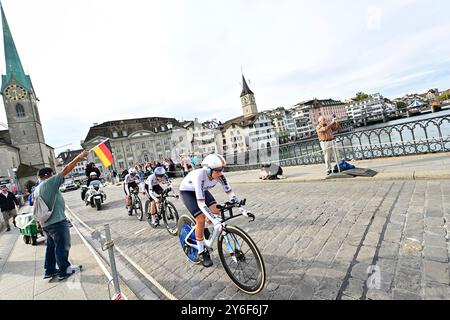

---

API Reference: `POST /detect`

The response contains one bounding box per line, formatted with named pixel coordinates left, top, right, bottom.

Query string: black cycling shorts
left=180, top=190, right=216, bottom=218
left=149, top=185, right=164, bottom=200
left=124, top=182, right=138, bottom=195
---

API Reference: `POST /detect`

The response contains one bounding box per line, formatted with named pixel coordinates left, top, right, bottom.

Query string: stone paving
left=63, top=178, right=450, bottom=300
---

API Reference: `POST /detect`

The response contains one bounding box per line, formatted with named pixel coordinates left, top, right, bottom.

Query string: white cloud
left=367, top=5, right=383, bottom=30
left=0, top=0, right=449, bottom=151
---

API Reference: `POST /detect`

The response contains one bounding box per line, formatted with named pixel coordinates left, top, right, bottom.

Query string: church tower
left=240, top=74, right=258, bottom=117
left=1, top=2, right=51, bottom=168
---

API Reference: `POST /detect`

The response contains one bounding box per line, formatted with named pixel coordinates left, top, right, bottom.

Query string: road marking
left=134, top=228, right=146, bottom=235
left=65, top=205, right=178, bottom=301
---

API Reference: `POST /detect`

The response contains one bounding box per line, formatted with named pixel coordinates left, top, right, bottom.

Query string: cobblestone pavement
left=63, top=179, right=450, bottom=300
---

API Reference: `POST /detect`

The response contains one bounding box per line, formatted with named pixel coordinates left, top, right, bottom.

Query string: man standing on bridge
left=316, top=115, right=340, bottom=176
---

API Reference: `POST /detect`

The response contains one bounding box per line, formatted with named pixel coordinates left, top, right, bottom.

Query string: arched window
left=16, top=104, right=25, bottom=117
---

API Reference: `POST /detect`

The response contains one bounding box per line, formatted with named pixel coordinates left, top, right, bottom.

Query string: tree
left=439, top=91, right=450, bottom=102
left=396, top=101, right=407, bottom=110
left=354, top=92, right=369, bottom=101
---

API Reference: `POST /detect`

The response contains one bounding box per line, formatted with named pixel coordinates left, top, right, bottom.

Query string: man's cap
left=38, top=167, right=54, bottom=178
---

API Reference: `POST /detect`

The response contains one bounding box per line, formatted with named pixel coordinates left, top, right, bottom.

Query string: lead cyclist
left=179, top=154, right=251, bottom=268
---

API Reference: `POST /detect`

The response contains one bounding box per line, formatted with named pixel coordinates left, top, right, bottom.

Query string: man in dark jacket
left=85, top=162, right=101, bottom=179
left=0, top=184, right=19, bottom=232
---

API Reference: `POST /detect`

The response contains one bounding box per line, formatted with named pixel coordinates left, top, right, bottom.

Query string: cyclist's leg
left=124, top=185, right=132, bottom=214
left=150, top=200, right=158, bottom=225
left=179, top=191, right=210, bottom=264
left=150, top=185, right=163, bottom=225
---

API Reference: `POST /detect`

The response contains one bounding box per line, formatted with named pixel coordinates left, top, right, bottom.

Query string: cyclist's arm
left=124, top=175, right=131, bottom=195
left=218, top=175, right=238, bottom=201
left=197, top=199, right=217, bottom=223
left=194, top=174, right=217, bottom=223
left=163, top=176, right=173, bottom=191
left=144, top=181, right=150, bottom=195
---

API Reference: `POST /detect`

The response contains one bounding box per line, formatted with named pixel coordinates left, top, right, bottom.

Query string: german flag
left=92, top=140, right=113, bottom=168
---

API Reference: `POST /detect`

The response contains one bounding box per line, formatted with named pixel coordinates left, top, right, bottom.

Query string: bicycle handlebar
left=216, top=199, right=246, bottom=211
left=216, top=199, right=255, bottom=223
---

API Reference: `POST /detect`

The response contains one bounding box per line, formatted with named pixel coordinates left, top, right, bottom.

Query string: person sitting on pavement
left=179, top=154, right=242, bottom=268
left=0, top=184, right=19, bottom=232
left=259, top=163, right=284, bottom=180
left=144, top=166, right=173, bottom=227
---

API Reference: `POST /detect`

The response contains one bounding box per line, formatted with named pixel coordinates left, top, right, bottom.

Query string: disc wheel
left=177, top=215, right=199, bottom=264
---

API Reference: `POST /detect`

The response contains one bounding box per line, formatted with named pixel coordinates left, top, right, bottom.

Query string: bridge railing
left=225, top=113, right=450, bottom=171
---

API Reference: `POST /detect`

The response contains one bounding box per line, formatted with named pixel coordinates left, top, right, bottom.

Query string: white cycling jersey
left=179, top=168, right=232, bottom=200
left=123, top=174, right=140, bottom=195
left=144, top=173, right=171, bottom=200
left=145, top=173, right=169, bottom=188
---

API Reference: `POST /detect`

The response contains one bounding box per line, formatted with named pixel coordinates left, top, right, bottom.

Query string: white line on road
left=65, top=205, right=178, bottom=301
left=134, top=228, right=147, bottom=235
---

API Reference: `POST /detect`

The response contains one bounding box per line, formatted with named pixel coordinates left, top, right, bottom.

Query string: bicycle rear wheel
left=162, top=201, right=179, bottom=236
left=177, top=215, right=200, bottom=264
left=218, top=225, right=265, bottom=295
left=134, top=196, right=144, bottom=221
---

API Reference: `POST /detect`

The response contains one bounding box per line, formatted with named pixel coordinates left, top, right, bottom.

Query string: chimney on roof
left=93, top=123, right=98, bottom=126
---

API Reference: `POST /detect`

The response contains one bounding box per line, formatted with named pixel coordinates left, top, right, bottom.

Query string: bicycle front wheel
left=218, top=225, right=266, bottom=295
left=134, top=196, right=144, bottom=221
left=162, top=201, right=179, bottom=236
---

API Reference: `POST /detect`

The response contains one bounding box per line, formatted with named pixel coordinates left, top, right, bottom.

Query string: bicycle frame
left=183, top=201, right=248, bottom=256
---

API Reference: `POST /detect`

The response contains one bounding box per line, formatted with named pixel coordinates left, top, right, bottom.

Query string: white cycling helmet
left=129, top=168, right=137, bottom=175
left=89, top=172, right=98, bottom=177
left=201, top=154, right=226, bottom=170
left=154, top=166, right=166, bottom=176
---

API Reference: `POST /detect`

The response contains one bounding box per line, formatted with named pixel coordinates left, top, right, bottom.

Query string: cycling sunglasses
left=212, top=168, right=224, bottom=173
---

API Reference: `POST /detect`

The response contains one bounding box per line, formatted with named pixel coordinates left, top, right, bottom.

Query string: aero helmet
left=201, top=154, right=226, bottom=171
left=154, top=167, right=166, bottom=176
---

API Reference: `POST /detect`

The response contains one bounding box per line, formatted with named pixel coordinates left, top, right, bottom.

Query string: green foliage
left=439, top=91, right=450, bottom=101
left=354, top=92, right=369, bottom=101
left=396, top=101, right=407, bottom=110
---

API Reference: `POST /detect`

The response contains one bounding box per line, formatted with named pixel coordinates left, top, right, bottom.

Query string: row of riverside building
left=79, top=74, right=406, bottom=175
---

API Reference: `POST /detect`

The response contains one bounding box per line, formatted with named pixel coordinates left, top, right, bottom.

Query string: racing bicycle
left=130, top=188, right=144, bottom=219
left=145, top=188, right=180, bottom=236
left=177, top=199, right=266, bottom=295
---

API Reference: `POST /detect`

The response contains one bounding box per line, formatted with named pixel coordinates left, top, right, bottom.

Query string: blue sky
left=0, top=0, right=449, bottom=152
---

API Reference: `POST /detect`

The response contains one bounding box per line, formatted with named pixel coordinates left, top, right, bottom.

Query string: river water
left=337, top=107, right=450, bottom=152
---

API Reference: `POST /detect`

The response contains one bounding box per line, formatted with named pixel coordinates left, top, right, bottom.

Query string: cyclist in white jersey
left=179, top=154, right=239, bottom=268
left=144, top=166, right=173, bottom=227
left=123, top=168, right=141, bottom=215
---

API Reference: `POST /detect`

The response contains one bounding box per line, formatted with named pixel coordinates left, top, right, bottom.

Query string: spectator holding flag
left=36, top=150, right=89, bottom=280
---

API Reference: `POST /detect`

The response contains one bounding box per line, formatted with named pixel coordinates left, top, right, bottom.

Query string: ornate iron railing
left=225, top=113, right=450, bottom=171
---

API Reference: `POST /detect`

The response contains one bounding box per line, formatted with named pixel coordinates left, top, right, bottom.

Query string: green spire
left=0, top=1, right=32, bottom=92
